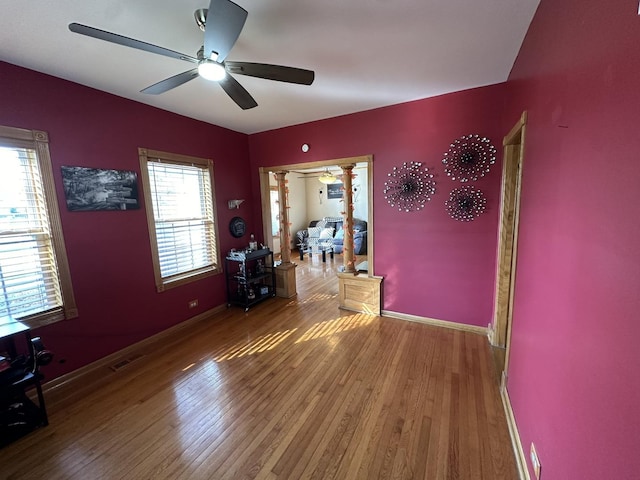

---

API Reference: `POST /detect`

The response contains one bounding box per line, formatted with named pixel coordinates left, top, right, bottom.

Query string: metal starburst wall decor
left=445, top=186, right=487, bottom=221
left=383, top=161, right=436, bottom=212
left=442, top=134, right=496, bottom=182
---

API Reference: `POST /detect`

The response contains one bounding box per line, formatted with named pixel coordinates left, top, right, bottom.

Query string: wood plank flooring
left=0, top=255, right=517, bottom=479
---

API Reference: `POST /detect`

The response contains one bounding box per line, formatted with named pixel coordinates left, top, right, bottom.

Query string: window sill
left=156, top=265, right=222, bottom=292
left=16, top=307, right=77, bottom=329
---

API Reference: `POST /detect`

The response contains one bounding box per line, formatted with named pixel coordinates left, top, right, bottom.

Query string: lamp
left=318, top=169, right=337, bottom=184
left=198, top=60, right=226, bottom=81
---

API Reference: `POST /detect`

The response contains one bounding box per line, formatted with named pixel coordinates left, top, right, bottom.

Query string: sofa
left=296, top=217, right=367, bottom=256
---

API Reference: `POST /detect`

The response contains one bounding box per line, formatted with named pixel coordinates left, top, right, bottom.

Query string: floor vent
left=109, top=353, right=145, bottom=372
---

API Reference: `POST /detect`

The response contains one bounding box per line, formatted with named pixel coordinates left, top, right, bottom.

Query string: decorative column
left=273, top=170, right=297, bottom=298
left=275, top=171, right=292, bottom=264
left=341, top=164, right=357, bottom=273
left=337, top=163, right=383, bottom=314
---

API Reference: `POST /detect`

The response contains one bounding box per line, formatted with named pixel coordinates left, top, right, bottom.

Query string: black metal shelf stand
left=225, top=249, right=276, bottom=312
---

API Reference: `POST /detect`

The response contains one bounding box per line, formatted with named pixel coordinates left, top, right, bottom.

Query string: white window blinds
left=0, top=146, right=63, bottom=320
left=139, top=147, right=220, bottom=292
left=147, top=160, right=217, bottom=282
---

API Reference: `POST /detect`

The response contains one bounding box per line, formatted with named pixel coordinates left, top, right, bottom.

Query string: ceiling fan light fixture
left=198, top=60, right=226, bottom=81
left=318, top=170, right=337, bottom=184
left=68, top=0, right=314, bottom=110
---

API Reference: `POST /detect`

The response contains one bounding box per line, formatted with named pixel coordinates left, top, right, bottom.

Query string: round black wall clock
left=229, top=216, right=247, bottom=238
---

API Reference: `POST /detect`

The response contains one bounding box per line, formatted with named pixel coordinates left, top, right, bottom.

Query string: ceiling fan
left=68, top=0, right=315, bottom=110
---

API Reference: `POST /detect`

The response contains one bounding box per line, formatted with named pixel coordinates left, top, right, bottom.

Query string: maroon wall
left=504, top=0, right=640, bottom=478
left=5, top=2, right=635, bottom=476
left=0, top=61, right=254, bottom=378
left=249, top=84, right=508, bottom=326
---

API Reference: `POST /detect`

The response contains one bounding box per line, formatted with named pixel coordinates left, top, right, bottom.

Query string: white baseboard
left=381, top=310, right=488, bottom=336
left=501, top=372, right=530, bottom=480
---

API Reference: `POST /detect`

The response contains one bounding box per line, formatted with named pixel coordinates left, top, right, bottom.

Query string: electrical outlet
left=530, top=442, right=541, bottom=479
left=188, top=299, right=198, bottom=309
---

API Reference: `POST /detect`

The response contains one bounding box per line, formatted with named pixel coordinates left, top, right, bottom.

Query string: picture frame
left=61, top=166, right=140, bottom=211
left=327, top=182, right=343, bottom=199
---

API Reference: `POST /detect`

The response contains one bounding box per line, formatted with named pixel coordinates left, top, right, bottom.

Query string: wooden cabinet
left=225, top=249, right=276, bottom=312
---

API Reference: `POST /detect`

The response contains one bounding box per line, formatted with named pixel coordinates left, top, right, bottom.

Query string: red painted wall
left=6, top=3, right=634, bottom=476
left=504, top=0, right=640, bottom=478
left=4, top=3, right=635, bottom=475
left=249, top=85, right=508, bottom=326
left=0, top=61, right=254, bottom=379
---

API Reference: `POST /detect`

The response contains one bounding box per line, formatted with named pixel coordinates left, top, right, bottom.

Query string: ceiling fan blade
left=218, top=74, right=257, bottom=110
left=225, top=62, right=315, bottom=85
left=141, top=69, right=199, bottom=95
left=203, top=0, right=248, bottom=63
left=69, top=23, right=198, bottom=63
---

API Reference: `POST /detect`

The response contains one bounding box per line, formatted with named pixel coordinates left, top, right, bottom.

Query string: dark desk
left=0, top=318, right=49, bottom=448
left=0, top=320, right=30, bottom=358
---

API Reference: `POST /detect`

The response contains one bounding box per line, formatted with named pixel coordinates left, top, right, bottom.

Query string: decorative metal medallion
left=383, top=161, right=436, bottom=212
left=445, top=186, right=487, bottom=221
left=442, top=134, right=496, bottom=182
left=229, top=216, right=247, bottom=237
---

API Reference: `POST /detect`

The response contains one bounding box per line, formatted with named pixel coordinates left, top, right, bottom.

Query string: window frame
left=138, top=147, right=222, bottom=292
left=0, top=125, right=78, bottom=327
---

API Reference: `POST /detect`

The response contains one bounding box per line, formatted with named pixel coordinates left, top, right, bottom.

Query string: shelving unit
left=1, top=320, right=49, bottom=448
left=225, top=248, right=276, bottom=312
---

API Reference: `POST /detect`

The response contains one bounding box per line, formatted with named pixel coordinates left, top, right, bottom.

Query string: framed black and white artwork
left=327, top=182, right=343, bottom=199
left=61, top=166, right=140, bottom=211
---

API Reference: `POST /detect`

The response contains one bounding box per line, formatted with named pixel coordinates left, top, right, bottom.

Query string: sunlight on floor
left=295, top=313, right=376, bottom=344
left=213, top=328, right=298, bottom=362
left=296, top=291, right=338, bottom=305
left=182, top=362, right=196, bottom=371
left=208, top=313, right=377, bottom=364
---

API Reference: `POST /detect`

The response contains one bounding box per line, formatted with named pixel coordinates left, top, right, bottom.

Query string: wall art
left=442, top=134, right=496, bottom=182
left=229, top=216, right=247, bottom=238
left=383, top=161, right=436, bottom=212
left=61, top=166, right=139, bottom=211
left=327, top=182, right=343, bottom=199
left=445, top=186, right=487, bottom=221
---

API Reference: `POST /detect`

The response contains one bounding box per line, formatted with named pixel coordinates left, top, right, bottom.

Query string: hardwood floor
left=0, top=255, right=518, bottom=479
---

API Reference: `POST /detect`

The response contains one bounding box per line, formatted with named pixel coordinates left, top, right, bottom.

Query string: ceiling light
left=198, top=60, right=226, bottom=81
left=318, top=169, right=337, bottom=184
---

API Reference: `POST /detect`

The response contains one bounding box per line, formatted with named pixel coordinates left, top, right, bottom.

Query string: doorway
left=258, top=155, right=374, bottom=276
left=491, top=112, right=527, bottom=376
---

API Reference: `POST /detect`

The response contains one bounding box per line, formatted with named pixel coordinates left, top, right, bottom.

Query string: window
left=139, top=148, right=221, bottom=292
left=270, top=187, right=280, bottom=237
left=0, top=125, right=77, bottom=327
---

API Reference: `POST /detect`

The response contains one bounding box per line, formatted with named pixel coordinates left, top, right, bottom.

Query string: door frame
left=258, top=155, right=374, bottom=275
left=491, top=111, right=527, bottom=374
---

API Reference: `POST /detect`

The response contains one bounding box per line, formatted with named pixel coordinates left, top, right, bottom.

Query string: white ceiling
left=0, top=0, right=540, bottom=134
